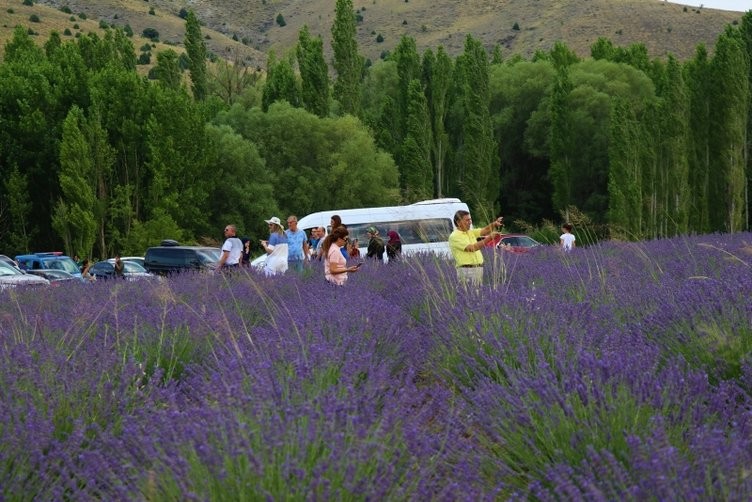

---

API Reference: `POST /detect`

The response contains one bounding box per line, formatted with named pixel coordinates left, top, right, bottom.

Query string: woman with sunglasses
left=321, top=226, right=360, bottom=286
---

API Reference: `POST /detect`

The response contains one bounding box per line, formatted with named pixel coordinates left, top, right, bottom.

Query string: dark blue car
left=15, top=252, right=82, bottom=279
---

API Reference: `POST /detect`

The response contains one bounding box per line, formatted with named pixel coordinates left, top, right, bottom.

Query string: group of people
left=218, top=210, right=575, bottom=288
left=217, top=215, right=403, bottom=286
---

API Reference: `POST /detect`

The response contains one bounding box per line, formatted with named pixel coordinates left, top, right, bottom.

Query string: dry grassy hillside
left=2, top=0, right=746, bottom=69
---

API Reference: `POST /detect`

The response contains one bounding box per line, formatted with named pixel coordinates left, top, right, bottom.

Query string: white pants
left=456, top=266, right=483, bottom=286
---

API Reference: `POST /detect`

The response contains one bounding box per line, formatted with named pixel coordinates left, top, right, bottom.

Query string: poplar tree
left=4, top=166, right=35, bottom=252
left=184, top=10, right=208, bottom=101
left=423, top=47, right=452, bottom=197
left=52, top=107, right=97, bottom=258
left=401, top=79, right=432, bottom=200
left=262, top=52, right=301, bottom=112
left=392, top=36, right=421, bottom=141
left=297, top=25, right=330, bottom=118
left=709, top=26, right=749, bottom=232
left=331, top=0, right=363, bottom=115
left=656, top=56, right=690, bottom=237
left=686, top=45, right=713, bottom=232
left=457, top=35, right=497, bottom=213
left=608, top=99, right=645, bottom=238
left=154, top=49, right=182, bottom=90
left=549, top=68, right=575, bottom=219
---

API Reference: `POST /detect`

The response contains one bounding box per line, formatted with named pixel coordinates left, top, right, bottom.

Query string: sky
left=667, top=0, right=751, bottom=11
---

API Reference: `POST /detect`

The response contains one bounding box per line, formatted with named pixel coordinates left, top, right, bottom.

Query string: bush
left=124, top=24, right=133, bottom=37
left=73, top=23, right=79, bottom=29
left=63, top=28, right=72, bottom=36
left=178, top=7, right=188, bottom=19
left=7, top=8, right=14, bottom=13
left=512, top=22, right=520, bottom=30
left=69, top=15, right=75, bottom=21
left=149, top=7, right=155, bottom=15
left=142, top=27, right=159, bottom=41
left=22, top=0, right=33, bottom=6
left=138, top=52, right=151, bottom=65
left=29, top=14, right=40, bottom=22
left=78, top=12, right=87, bottom=20
left=376, top=33, right=384, bottom=43
left=99, top=20, right=109, bottom=29
left=60, top=6, right=72, bottom=14
left=276, top=13, right=286, bottom=27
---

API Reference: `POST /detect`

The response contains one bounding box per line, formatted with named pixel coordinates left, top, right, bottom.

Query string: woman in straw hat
left=261, top=216, right=289, bottom=276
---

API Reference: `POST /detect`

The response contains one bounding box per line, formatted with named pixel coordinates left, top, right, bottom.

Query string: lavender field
left=2, top=232, right=752, bottom=500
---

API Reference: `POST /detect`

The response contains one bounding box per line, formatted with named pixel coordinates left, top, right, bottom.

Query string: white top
left=560, top=233, right=576, bottom=251
left=222, top=237, right=243, bottom=265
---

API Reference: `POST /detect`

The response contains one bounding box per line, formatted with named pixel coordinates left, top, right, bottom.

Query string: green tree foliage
left=296, top=25, right=330, bottom=118
left=203, top=124, right=278, bottom=236
left=708, top=26, right=749, bottom=232
left=549, top=59, right=655, bottom=224
left=422, top=47, right=453, bottom=197
left=455, top=35, right=497, bottom=214
left=184, top=10, right=208, bottom=101
left=652, top=56, right=691, bottom=238
left=686, top=45, right=713, bottom=232
left=331, top=0, right=363, bottom=115
left=489, top=59, right=557, bottom=224
left=740, top=12, right=752, bottom=229
left=262, top=52, right=301, bottom=112
left=209, top=52, right=262, bottom=106
left=608, top=98, right=647, bottom=238
left=391, top=36, right=421, bottom=144
left=144, top=86, right=212, bottom=237
left=53, top=106, right=97, bottom=258
left=400, top=79, right=432, bottom=199
left=154, top=49, right=183, bottom=90
left=3, top=166, right=35, bottom=253
left=217, top=101, right=399, bottom=215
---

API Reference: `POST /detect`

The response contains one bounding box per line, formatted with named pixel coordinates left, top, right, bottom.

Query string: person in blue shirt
left=285, top=215, right=309, bottom=274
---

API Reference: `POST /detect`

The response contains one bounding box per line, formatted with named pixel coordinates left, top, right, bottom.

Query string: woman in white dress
left=261, top=216, right=289, bottom=275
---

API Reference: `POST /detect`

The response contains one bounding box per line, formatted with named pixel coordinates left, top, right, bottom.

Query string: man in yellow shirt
left=448, top=210, right=503, bottom=285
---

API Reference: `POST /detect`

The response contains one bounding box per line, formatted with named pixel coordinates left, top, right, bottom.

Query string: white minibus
left=252, top=198, right=469, bottom=266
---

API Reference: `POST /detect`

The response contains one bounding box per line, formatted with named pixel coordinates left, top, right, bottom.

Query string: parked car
left=0, top=254, right=22, bottom=271
left=15, top=252, right=82, bottom=278
left=88, top=259, right=154, bottom=281
left=143, top=241, right=221, bottom=276
left=26, top=269, right=79, bottom=285
left=0, top=261, right=50, bottom=290
left=119, top=256, right=145, bottom=268
left=491, top=233, right=542, bottom=254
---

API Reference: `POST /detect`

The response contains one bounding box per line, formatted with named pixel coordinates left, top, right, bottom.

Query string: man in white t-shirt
left=217, top=224, right=243, bottom=269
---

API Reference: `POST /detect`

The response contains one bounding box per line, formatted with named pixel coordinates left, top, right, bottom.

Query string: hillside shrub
left=60, top=6, right=72, bottom=14
left=63, top=28, right=71, bottom=36
left=22, top=0, right=33, bottom=6
left=149, top=7, right=155, bottom=15
left=276, top=13, right=286, bottom=27
left=179, top=8, right=188, bottom=19
left=142, top=27, right=159, bottom=41
left=78, top=12, right=87, bottom=20
left=29, top=14, right=40, bottom=23
left=138, top=52, right=151, bottom=65
left=513, top=22, right=520, bottom=30
left=376, top=33, right=384, bottom=43
left=99, top=20, right=109, bottom=29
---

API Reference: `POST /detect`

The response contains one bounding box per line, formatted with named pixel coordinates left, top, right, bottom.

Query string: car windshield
left=0, top=262, right=21, bottom=276
left=46, top=258, right=80, bottom=274
left=123, top=261, right=147, bottom=273
left=196, top=249, right=221, bottom=263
